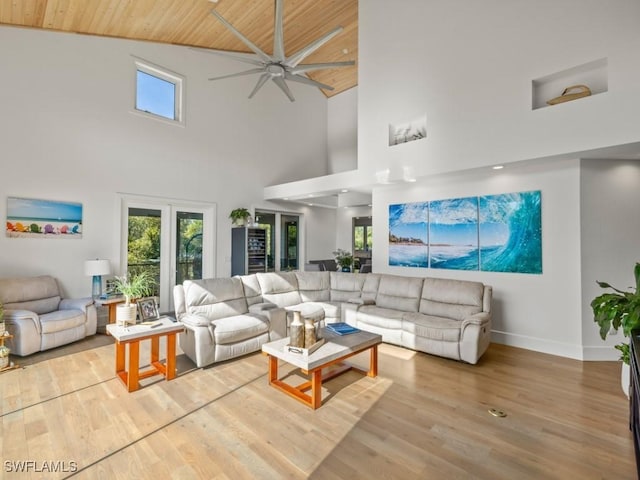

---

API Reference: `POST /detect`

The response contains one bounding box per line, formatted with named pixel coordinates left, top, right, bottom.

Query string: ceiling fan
left=201, top=0, right=355, bottom=101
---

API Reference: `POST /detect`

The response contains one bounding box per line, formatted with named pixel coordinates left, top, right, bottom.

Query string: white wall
left=372, top=159, right=585, bottom=358
left=327, top=87, right=358, bottom=174
left=0, top=26, right=329, bottom=297
left=581, top=159, right=640, bottom=359
left=358, top=0, right=640, bottom=183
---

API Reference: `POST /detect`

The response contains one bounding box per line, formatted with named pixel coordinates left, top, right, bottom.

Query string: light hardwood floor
left=0, top=334, right=635, bottom=479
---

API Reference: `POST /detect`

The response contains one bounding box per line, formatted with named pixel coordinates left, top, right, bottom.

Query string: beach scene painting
left=429, top=197, right=479, bottom=270
left=6, top=197, right=83, bottom=238
left=388, top=202, right=428, bottom=267
left=479, top=191, right=542, bottom=273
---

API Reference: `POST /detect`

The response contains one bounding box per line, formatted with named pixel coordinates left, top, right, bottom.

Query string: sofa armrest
left=3, top=309, right=42, bottom=356
left=180, top=313, right=212, bottom=328
left=60, top=297, right=94, bottom=313
left=461, top=312, right=490, bottom=328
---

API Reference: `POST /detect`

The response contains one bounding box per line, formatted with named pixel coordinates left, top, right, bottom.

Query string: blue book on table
left=326, top=322, right=360, bottom=335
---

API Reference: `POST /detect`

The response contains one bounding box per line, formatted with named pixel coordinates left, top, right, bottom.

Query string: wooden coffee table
left=106, top=317, right=184, bottom=392
left=261, top=327, right=382, bottom=409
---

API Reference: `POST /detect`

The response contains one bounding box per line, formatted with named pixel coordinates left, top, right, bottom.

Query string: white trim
left=131, top=56, right=185, bottom=126
left=490, top=330, right=585, bottom=360
left=582, top=345, right=622, bottom=361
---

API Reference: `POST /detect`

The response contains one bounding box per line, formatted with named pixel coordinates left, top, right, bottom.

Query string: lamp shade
left=84, top=259, right=111, bottom=276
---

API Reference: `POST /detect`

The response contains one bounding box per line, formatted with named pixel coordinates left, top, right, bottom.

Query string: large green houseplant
left=591, top=262, right=640, bottom=365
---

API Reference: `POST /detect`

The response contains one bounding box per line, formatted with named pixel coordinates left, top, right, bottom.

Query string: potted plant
left=229, top=208, right=251, bottom=227
left=112, top=271, right=156, bottom=326
left=333, top=248, right=354, bottom=272
left=591, top=262, right=640, bottom=396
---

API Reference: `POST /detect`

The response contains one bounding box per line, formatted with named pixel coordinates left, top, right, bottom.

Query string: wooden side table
left=0, top=333, right=19, bottom=373
left=94, top=296, right=126, bottom=325
left=106, top=318, right=184, bottom=392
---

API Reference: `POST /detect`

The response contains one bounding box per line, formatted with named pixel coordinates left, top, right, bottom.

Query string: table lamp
left=84, top=259, right=111, bottom=299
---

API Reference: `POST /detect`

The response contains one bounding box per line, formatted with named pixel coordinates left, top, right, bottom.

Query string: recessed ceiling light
left=407, top=178, right=417, bottom=183
left=492, top=165, right=504, bottom=170
left=368, top=204, right=372, bottom=207
left=308, top=203, right=313, bottom=206
left=283, top=197, right=289, bottom=200
left=341, top=189, right=348, bottom=193
left=308, top=194, right=314, bottom=197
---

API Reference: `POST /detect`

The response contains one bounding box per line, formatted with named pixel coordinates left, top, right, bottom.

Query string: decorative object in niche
left=388, top=190, right=542, bottom=274
left=546, top=85, right=591, bottom=105
left=6, top=197, right=82, bottom=238
left=388, top=115, right=427, bottom=146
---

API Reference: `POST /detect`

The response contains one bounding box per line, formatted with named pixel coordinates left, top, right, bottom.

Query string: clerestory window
left=134, top=59, right=184, bottom=125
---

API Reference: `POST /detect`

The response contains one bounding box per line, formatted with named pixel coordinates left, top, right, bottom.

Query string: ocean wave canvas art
left=388, top=190, right=543, bottom=275
left=479, top=191, right=542, bottom=273
left=429, top=197, right=479, bottom=270
left=388, top=202, right=428, bottom=267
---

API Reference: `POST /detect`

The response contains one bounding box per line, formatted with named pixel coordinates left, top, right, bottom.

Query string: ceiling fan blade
left=291, top=61, right=355, bottom=74
left=272, top=76, right=295, bottom=102
left=208, top=68, right=264, bottom=81
left=284, top=72, right=334, bottom=91
left=210, top=8, right=272, bottom=63
left=190, top=47, right=264, bottom=66
left=273, top=0, right=285, bottom=62
left=285, top=26, right=343, bottom=68
left=249, top=73, right=271, bottom=98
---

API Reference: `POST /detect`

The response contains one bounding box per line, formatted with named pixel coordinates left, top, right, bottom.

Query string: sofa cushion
left=295, top=271, right=330, bottom=302
left=237, top=274, right=263, bottom=306
left=420, top=278, right=484, bottom=321
left=0, top=275, right=62, bottom=314
left=330, top=272, right=366, bottom=302
left=211, top=314, right=270, bottom=344
left=183, top=278, right=248, bottom=321
left=39, top=309, right=86, bottom=334
left=362, top=274, right=381, bottom=302
left=256, top=272, right=302, bottom=307
left=402, top=312, right=461, bottom=342
left=357, top=305, right=404, bottom=330
left=375, top=275, right=423, bottom=312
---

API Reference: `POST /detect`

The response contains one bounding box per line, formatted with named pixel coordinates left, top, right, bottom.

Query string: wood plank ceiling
left=0, top=0, right=358, bottom=97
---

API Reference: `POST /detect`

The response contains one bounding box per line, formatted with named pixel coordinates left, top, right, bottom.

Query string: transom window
left=134, top=59, right=184, bottom=125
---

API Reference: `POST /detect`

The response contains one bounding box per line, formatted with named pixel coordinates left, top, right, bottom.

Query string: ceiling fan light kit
left=203, top=0, right=355, bottom=101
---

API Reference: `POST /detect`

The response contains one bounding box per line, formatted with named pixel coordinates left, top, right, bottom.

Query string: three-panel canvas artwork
left=389, top=191, right=542, bottom=274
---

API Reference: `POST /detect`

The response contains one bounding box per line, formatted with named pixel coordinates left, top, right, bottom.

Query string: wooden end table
left=106, top=317, right=184, bottom=392
left=94, top=296, right=126, bottom=329
left=261, top=328, right=382, bottom=409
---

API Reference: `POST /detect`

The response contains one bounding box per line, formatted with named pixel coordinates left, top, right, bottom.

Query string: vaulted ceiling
left=0, top=0, right=358, bottom=97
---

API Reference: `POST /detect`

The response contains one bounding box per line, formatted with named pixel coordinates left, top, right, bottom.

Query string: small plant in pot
left=229, top=208, right=251, bottom=227
left=112, top=271, right=156, bottom=326
left=591, top=262, right=640, bottom=396
left=333, top=249, right=354, bottom=272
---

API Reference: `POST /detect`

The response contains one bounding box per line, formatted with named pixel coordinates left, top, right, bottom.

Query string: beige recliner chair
left=0, top=275, right=97, bottom=356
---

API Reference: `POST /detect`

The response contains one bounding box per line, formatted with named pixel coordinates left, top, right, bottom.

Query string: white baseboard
left=491, top=330, right=618, bottom=361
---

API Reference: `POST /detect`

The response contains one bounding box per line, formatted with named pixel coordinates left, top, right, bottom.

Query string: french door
left=120, top=195, right=215, bottom=313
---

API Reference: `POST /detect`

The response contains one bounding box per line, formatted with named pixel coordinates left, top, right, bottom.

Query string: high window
left=134, top=59, right=184, bottom=124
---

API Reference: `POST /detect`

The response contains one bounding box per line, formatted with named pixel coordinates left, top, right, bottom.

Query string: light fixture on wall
left=84, top=259, right=111, bottom=299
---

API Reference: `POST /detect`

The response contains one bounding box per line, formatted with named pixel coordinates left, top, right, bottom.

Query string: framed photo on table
left=137, top=297, right=159, bottom=321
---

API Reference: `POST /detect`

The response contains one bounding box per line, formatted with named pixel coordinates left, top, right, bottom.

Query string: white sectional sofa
left=173, top=271, right=492, bottom=368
